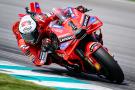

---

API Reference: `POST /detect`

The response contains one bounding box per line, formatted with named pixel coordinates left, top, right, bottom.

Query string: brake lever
left=25, top=7, right=36, bottom=16
left=25, top=7, right=30, bottom=14
left=84, top=9, right=92, bottom=12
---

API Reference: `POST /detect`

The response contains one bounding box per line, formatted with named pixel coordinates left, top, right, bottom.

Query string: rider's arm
left=12, top=22, right=48, bottom=66
left=12, top=21, right=30, bottom=54
left=45, top=12, right=58, bottom=21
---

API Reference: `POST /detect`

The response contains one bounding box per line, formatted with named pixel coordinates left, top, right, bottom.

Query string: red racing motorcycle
left=47, top=7, right=124, bottom=83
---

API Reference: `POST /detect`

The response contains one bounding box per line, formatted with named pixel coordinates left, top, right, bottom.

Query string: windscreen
left=52, top=8, right=66, bottom=22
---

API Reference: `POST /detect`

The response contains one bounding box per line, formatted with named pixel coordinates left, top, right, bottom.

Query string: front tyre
left=92, top=47, right=124, bottom=83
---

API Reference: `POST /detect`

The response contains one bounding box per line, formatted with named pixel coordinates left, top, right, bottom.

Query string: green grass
left=0, top=73, right=56, bottom=90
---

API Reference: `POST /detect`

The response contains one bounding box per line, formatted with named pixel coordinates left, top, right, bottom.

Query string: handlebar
left=25, top=7, right=36, bottom=15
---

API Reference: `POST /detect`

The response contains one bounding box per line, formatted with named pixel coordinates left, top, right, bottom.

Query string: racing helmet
left=19, top=15, right=39, bottom=44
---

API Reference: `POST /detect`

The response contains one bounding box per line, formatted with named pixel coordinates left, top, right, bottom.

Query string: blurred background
left=0, top=0, right=135, bottom=90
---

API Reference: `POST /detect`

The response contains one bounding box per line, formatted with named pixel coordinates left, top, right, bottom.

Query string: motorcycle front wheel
left=92, top=47, right=124, bottom=84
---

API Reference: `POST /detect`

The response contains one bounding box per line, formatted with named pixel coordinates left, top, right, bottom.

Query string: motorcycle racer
left=11, top=2, right=124, bottom=83
left=12, top=2, right=89, bottom=66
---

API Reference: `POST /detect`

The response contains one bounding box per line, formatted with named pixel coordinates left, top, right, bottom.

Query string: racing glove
left=41, top=38, right=52, bottom=51
left=20, top=45, right=30, bottom=56
left=39, top=38, right=52, bottom=63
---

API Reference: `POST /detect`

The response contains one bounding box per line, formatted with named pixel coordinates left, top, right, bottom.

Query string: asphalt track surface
left=0, top=0, right=135, bottom=90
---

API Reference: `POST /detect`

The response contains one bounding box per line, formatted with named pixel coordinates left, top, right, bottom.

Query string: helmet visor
left=21, top=29, right=39, bottom=44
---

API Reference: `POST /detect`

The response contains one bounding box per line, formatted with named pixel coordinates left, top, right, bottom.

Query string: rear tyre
left=92, top=47, right=124, bottom=83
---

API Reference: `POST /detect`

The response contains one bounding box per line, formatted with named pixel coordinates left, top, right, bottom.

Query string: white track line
left=0, top=68, right=68, bottom=78
left=31, top=80, right=112, bottom=90
left=0, top=61, right=22, bottom=66
left=0, top=60, right=112, bottom=90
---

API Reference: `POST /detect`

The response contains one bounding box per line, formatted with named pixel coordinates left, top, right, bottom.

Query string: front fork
left=84, top=42, right=102, bottom=71
left=93, top=29, right=103, bottom=45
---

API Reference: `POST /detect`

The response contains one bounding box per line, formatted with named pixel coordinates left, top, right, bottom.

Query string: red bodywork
left=48, top=8, right=103, bottom=72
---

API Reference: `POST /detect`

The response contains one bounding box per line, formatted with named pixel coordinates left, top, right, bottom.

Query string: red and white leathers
left=12, top=13, right=57, bottom=66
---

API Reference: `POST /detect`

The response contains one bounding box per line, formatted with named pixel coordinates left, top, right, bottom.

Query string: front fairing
left=49, top=8, right=103, bottom=50
left=49, top=20, right=75, bottom=50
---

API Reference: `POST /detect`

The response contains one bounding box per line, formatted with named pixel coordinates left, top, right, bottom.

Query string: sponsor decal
left=39, top=51, right=47, bottom=64
left=59, top=35, right=73, bottom=42
left=51, top=24, right=64, bottom=33
left=23, top=26, right=32, bottom=32
left=90, top=43, right=98, bottom=52
left=57, top=53, right=65, bottom=57
left=60, top=42, right=70, bottom=50
left=89, top=16, right=96, bottom=24
left=21, top=20, right=31, bottom=27
left=53, top=28, right=63, bottom=33
left=68, top=7, right=76, bottom=18
left=19, top=15, right=36, bottom=34
left=68, top=21, right=77, bottom=30
left=82, top=15, right=90, bottom=26
left=52, top=25, right=63, bottom=29
left=58, top=33, right=71, bottom=38
left=37, top=15, right=44, bottom=22
left=35, top=2, right=40, bottom=8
